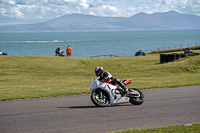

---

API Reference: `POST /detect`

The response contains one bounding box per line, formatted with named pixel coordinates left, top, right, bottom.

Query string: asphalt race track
left=0, top=86, right=200, bottom=133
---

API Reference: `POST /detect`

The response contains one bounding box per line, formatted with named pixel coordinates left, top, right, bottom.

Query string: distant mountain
left=122, top=11, right=200, bottom=30
left=0, top=11, right=200, bottom=32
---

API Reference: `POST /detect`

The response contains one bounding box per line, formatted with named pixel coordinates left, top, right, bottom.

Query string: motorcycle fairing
left=123, top=79, right=132, bottom=85
left=90, top=79, right=129, bottom=104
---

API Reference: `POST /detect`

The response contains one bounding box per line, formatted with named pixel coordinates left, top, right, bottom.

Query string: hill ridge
left=1, top=11, right=200, bottom=32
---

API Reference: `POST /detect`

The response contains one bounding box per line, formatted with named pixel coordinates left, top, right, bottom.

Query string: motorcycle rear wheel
left=91, top=91, right=109, bottom=107
left=129, top=88, right=144, bottom=105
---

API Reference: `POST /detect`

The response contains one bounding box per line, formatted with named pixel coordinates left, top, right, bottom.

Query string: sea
left=0, top=30, right=200, bottom=57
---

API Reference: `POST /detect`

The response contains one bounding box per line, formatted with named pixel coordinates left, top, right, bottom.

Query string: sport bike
left=90, top=77, right=144, bottom=107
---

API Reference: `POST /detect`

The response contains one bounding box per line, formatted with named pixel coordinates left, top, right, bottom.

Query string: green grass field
left=110, top=123, right=200, bottom=133
left=0, top=52, right=200, bottom=101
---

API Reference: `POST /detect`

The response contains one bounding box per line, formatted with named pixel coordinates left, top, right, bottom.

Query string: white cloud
left=7, top=0, right=15, bottom=4
left=80, top=0, right=90, bottom=8
left=64, top=0, right=76, bottom=2
left=0, top=8, right=6, bottom=15
left=0, top=0, right=24, bottom=18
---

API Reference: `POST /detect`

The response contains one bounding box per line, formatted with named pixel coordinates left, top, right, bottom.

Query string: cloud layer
left=0, top=0, right=200, bottom=26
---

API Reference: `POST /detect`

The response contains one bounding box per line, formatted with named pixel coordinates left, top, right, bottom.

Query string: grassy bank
left=0, top=54, right=200, bottom=101
left=147, top=45, right=200, bottom=54
left=110, top=123, right=200, bottom=133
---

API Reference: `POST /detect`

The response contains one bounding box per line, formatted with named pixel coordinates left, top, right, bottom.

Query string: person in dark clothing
left=184, top=47, right=193, bottom=55
left=95, top=66, right=129, bottom=94
left=55, top=46, right=61, bottom=56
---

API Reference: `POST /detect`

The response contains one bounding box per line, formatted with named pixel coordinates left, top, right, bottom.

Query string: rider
left=95, top=66, right=129, bottom=95
left=55, top=46, right=61, bottom=56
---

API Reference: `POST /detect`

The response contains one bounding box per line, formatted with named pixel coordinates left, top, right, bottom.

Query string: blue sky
left=0, top=0, right=200, bottom=26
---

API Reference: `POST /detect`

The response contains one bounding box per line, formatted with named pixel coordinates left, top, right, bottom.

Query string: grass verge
left=147, top=45, right=200, bottom=54
left=110, top=123, right=200, bottom=133
left=0, top=54, right=200, bottom=101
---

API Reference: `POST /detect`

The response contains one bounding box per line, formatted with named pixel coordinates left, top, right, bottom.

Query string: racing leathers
left=99, top=71, right=128, bottom=94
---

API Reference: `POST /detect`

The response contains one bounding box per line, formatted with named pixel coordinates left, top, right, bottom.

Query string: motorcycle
left=135, top=51, right=146, bottom=56
left=58, top=50, right=65, bottom=57
left=90, top=77, right=144, bottom=107
left=184, top=47, right=194, bottom=55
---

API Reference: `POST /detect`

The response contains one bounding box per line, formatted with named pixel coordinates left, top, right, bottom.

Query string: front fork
left=98, top=89, right=103, bottom=99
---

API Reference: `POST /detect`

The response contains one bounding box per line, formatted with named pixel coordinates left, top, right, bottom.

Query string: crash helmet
left=58, top=46, right=61, bottom=48
left=95, top=66, right=104, bottom=76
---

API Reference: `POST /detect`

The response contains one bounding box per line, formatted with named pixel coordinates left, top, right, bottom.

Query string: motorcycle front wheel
left=91, top=91, right=109, bottom=107
left=129, top=88, right=144, bottom=105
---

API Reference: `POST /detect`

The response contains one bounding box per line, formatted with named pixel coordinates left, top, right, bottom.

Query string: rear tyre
left=91, top=90, right=109, bottom=107
left=129, top=88, right=144, bottom=105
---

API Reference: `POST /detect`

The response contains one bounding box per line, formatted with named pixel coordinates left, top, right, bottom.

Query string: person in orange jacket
left=66, top=46, right=72, bottom=57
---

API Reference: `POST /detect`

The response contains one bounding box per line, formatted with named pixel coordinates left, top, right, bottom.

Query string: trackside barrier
left=160, top=53, right=185, bottom=64
left=90, top=54, right=118, bottom=58
left=160, top=53, right=199, bottom=63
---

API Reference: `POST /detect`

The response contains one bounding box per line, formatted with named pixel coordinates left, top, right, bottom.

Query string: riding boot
left=121, top=84, right=128, bottom=93
left=113, top=78, right=129, bottom=94
left=118, top=85, right=130, bottom=96
left=116, top=79, right=128, bottom=92
left=117, top=86, right=124, bottom=95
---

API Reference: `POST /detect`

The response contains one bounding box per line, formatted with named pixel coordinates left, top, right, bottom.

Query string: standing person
left=66, top=46, right=72, bottom=57
left=55, top=46, right=61, bottom=56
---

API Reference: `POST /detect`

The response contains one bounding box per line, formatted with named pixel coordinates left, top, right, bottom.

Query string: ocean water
left=0, top=30, right=200, bottom=57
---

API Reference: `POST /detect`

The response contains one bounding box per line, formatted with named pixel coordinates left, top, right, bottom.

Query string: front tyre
left=91, top=91, right=109, bottom=107
left=129, top=88, right=144, bottom=105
